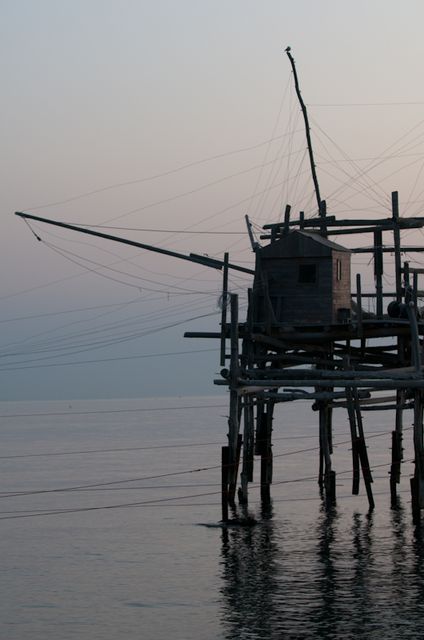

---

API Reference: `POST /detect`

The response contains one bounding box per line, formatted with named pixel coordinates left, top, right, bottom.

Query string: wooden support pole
left=240, top=397, right=254, bottom=504
left=346, top=388, right=360, bottom=495
left=318, top=446, right=324, bottom=490
left=356, top=273, right=363, bottom=336
left=219, top=252, right=229, bottom=367
left=318, top=398, right=335, bottom=504
left=260, top=402, right=274, bottom=504
left=283, top=204, right=291, bottom=235
left=354, top=390, right=375, bottom=511
left=346, top=387, right=374, bottom=509
left=413, top=272, right=418, bottom=307
left=407, top=302, right=422, bottom=372
left=374, top=228, right=384, bottom=317
left=390, top=428, right=403, bottom=505
left=412, top=389, right=424, bottom=513
left=221, top=446, right=230, bottom=522
left=228, top=434, right=242, bottom=506
left=392, top=191, right=403, bottom=304
left=226, top=294, right=241, bottom=506
left=404, top=261, right=410, bottom=288
left=390, top=388, right=405, bottom=505
left=356, top=437, right=375, bottom=510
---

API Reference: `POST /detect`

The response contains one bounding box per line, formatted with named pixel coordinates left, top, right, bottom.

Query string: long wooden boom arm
left=15, top=212, right=255, bottom=275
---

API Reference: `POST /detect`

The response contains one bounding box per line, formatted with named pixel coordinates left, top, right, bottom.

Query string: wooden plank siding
left=253, top=231, right=351, bottom=325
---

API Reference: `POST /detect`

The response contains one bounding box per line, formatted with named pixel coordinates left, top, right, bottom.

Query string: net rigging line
left=0, top=298, right=215, bottom=359
left=24, top=130, right=303, bottom=211
left=0, top=347, right=219, bottom=373
left=0, top=425, right=397, bottom=458
left=0, top=284, right=217, bottom=355
left=1, top=427, right=402, bottom=499
left=0, top=297, right=220, bottom=358
left=310, top=117, right=394, bottom=207
left=33, top=148, right=306, bottom=229
left=0, top=459, right=410, bottom=521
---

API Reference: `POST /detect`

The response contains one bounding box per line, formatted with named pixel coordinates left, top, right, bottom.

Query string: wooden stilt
left=390, top=429, right=402, bottom=505
left=412, top=389, right=424, bottom=513
left=240, top=397, right=254, bottom=504
left=226, top=294, right=241, bottom=507
left=346, top=387, right=374, bottom=509
left=221, top=446, right=230, bottom=522
left=219, top=252, right=229, bottom=367
left=374, top=228, right=384, bottom=318
left=411, top=476, right=420, bottom=524
left=318, top=445, right=324, bottom=489
left=260, top=401, right=274, bottom=504
left=345, top=387, right=360, bottom=495
left=390, top=389, right=404, bottom=505
left=353, top=388, right=374, bottom=510
left=228, top=434, right=242, bottom=506
left=318, top=399, right=335, bottom=504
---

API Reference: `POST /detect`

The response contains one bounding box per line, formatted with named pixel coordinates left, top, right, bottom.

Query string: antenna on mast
left=285, top=46, right=326, bottom=235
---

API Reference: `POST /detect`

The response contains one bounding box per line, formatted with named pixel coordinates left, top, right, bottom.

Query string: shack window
left=336, top=259, right=342, bottom=281
left=298, top=264, right=317, bottom=284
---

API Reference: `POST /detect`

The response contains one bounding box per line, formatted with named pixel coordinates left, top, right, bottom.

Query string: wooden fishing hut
left=14, top=48, right=424, bottom=523
left=185, top=48, right=424, bottom=521
left=184, top=193, right=424, bottom=521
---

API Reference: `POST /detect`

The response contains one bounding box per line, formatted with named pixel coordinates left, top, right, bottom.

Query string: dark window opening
left=298, top=264, right=317, bottom=284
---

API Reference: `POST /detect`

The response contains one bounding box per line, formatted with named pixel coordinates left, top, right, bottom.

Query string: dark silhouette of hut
left=253, top=230, right=351, bottom=325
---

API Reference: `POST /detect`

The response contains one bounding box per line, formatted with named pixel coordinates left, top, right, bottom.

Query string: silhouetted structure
left=15, top=48, right=424, bottom=523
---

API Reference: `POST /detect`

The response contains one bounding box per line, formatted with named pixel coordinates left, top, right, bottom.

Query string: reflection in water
left=220, top=503, right=279, bottom=640
left=312, top=504, right=340, bottom=637
left=219, top=499, right=424, bottom=639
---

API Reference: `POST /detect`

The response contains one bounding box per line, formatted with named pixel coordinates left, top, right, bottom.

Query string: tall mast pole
left=285, top=47, right=326, bottom=234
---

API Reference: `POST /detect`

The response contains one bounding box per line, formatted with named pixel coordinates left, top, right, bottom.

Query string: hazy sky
left=2, top=0, right=424, bottom=400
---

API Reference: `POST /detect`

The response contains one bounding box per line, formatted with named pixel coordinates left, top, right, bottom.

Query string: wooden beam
left=15, top=211, right=255, bottom=275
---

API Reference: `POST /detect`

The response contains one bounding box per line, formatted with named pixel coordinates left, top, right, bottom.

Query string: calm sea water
left=1, top=395, right=424, bottom=639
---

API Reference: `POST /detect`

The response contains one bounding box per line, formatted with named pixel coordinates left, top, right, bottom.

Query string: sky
left=2, top=0, right=424, bottom=401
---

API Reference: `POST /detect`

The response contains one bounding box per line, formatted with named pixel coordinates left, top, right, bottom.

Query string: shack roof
left=260, top=229, right=351, bottom=259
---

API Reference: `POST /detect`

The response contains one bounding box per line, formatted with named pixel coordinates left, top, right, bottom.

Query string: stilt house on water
left=252, top=230, right=351, bottom=325
left=15, top=49, right=424, bottom=523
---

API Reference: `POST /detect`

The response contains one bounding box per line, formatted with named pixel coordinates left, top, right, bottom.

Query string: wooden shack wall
left=252, top=232, right=352, bottom=325
left=258, top=256, right=334, bottom=324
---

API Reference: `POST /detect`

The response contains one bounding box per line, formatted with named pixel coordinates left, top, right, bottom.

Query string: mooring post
left=390, top=390, right=404, bottom=505
left=228, top=434, right=242, bottom=506
left=221, top=446, right=230, bottom=522
left=255, top=399, right=274, bottom=503
left=260, top=401, right=274, bottom=503
left=318, top=397, right=335, bottom=504
left=318, top=444, right=324, bottom=490
left=224, top=294, right=241, bottom=511
left=346, top=387, right=360, bottom=495
left=410, top=293, right=424, bottom=517
left=240, top=396, right=254, bottom=504
left=412, top=389, right=424, bottom=516
left=239, top=293, right=255, bottom=505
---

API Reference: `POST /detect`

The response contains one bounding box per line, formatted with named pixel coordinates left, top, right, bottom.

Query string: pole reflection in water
left=218, top=497, right=424, bottom=639
left=220, top=503, right=279, bottom=640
